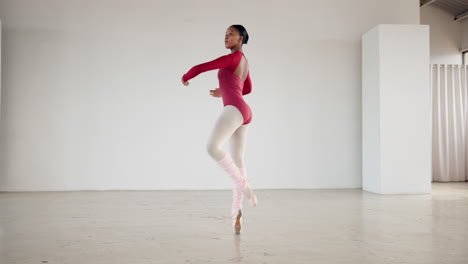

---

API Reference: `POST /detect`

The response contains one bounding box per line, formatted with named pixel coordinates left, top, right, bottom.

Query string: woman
left=181, top=25, right=258, bottom=234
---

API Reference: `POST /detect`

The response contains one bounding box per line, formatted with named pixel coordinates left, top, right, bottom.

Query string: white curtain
left=431, top=64, right=468, bottom=182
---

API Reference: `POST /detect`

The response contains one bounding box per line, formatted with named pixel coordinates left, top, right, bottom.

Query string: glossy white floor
left=1, top=182, right=467, bottom=264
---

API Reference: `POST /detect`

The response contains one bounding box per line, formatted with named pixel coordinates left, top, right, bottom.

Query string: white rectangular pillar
left=362, top=24, right=431, bottom=194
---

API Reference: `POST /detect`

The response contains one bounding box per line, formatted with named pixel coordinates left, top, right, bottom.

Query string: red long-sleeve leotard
left=182, top=51, right=252, bottom=125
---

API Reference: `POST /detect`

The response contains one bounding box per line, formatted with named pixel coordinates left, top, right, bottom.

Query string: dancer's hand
left=181, top=77, right=189, bottom=86
left=210, top=88, right=221, bottom=97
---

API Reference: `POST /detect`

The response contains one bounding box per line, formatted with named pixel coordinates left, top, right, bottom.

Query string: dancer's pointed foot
left=233, top=209, right=242, bottom=235
left=244, top=184, right=258, bottom=207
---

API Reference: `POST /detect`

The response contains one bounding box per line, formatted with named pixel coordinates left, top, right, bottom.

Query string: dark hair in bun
left=230, top=25, right=249, bottom=44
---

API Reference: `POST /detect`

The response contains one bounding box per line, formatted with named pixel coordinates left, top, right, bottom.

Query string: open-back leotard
left=182, top=51, right=252, bottom=125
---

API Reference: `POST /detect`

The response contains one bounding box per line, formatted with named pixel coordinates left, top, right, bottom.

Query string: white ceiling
left=421, top=0, right=468, bottom=21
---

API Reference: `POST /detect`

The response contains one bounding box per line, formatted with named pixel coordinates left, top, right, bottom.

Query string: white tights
left=207, top=105, right=248, bottom=168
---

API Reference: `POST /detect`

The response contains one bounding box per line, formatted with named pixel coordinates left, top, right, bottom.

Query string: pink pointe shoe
left=233, top=209, right=242, bottom=235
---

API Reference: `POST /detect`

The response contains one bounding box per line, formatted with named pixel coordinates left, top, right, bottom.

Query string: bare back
left=233, top=55, right=249, bottom=81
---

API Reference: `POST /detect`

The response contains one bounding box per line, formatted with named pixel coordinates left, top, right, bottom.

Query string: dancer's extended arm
left=182, top=54, right=233, bottom=82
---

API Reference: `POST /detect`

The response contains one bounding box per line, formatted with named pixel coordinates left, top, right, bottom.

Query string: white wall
left=0, top=0, right=420, bottom=191
left=420, top=5, right=462, bottom=64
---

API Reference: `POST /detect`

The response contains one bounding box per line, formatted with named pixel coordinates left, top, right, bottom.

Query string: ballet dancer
left=181, top=25, right=258, bottom=234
